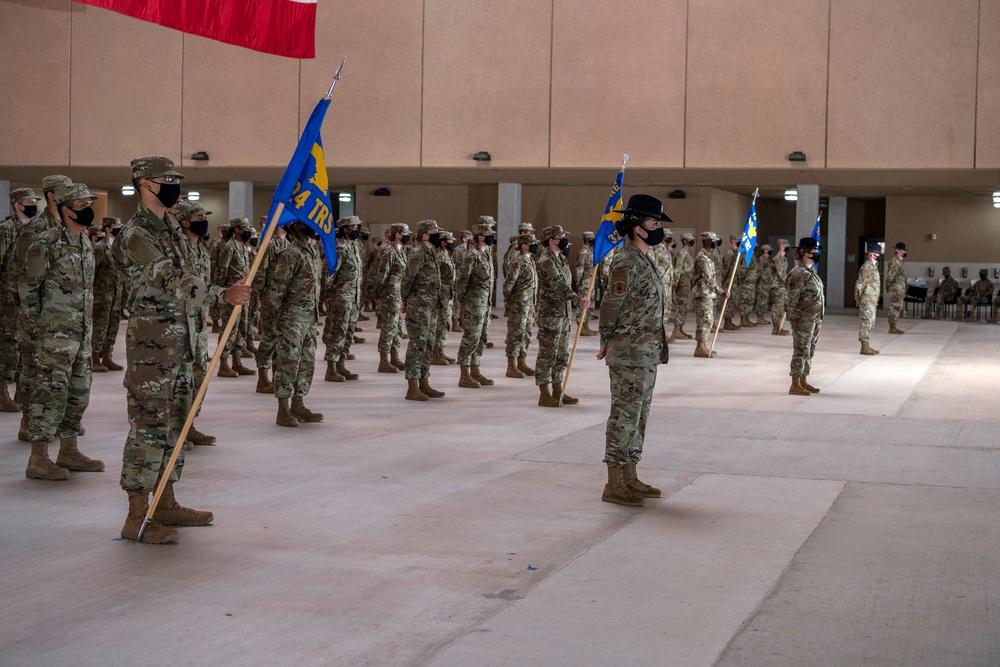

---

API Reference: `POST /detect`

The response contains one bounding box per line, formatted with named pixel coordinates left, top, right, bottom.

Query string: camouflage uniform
left=265, top=236, right=320, bottom=399
left=0, top=187, right=43, bottom=394
left=215, top=219, right=252, bottom=358
left=737, top=250, right=757, bottom=319
left=692, top=238, right=723, bottom=346
left=208, top=232, right=226, bottom=327
left=787, top=256, right=825, bottom=378
left=503, top=233, right=538, bottom=363
left=958, top=272, right=994, bottom=320
left=373, top=225, right=409, bottom=358
left=855, top=257, right=881, bottom=342
left=649, top=241, right=674, bottom=332
left=770, top=242, right=790, bottom=326
left=433, top=231, right=456, bottom=359
left=575, top=232, right=595, bottom=327
left=253, top=230, right=289, bottom=371
left=534, top=225, right=579, bottom=390
left=884, top=251, right=906, bottom=327
left=172, top=202, right=214, bottom=389
left=672, top=237, right=694, bottom=326
left=401, top=221, right=444, bottom=382
left=455, top=224, right=495, bottom=368
left=754, top=247, right=773, bottom=320
left=923, top=270, right=959, bottom=319
left=322, top=217, right=363, bottom=366
left=91, top=219, right=125, bottom=365
left=451, top=232, right=472, bottom=329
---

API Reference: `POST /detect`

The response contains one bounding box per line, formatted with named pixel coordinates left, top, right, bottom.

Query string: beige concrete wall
left=886, top=197, right=1000, bottom=263
left=976, top=0, right=1000, bottom=167
left=354, top=184, right=470, bottom=231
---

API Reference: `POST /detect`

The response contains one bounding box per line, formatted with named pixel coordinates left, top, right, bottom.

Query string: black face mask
left=713, top=240, right=721, bottom=248
left=21, top=205, right=37, bottom=219
left=557, top=238, right=570, bottom=252
left=483, top=236, right=494, bottom=246
left=401, top=234, right=410, bottom=245
left=111, top=227, right=122, bottom=237
left=529, top=243, right=539, bottom=254
left=188, top=219, right=209, bottom=238
left=671, top=242, right=677, bottom=249
left=240, top=230, right=253, bottom=243
left=562, top=244, right=571, bottom=257
left=361, top=233, right=370, bottom=241
left=665, top=237, right=673, bottom=246
left=810, top=253, right=821, bottom=264
left=446, top=242, right=455, bottom=252
left=643, top=227, right=665, bottom=247
left=249, top=237, right=259, bottom=248
left=64, top=205, right=95, bottom=227
left=154, top=182, right=181, bottom=208
left=587, top=239, right=594, bottom=246
left=349, top=229, right=360, bottom=240
left=428, top=233, right=440, bottom=246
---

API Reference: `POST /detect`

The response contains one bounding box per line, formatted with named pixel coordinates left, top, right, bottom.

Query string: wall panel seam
left=419, top=0, right=426, bottom=168
left=824, top=0, right=832, bottom=169
left=682, top=0, right=690, bottom=168
left=973, top=0, right=981, bottom=167
left=547, top=0, right=554, bottom=168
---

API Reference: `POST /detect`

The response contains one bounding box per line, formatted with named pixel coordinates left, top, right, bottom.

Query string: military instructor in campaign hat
left=597, top=194, right=671, bottom=507
left=786, top=237, right=825, bottom=396
left=111, top=155, right=251, bottom=544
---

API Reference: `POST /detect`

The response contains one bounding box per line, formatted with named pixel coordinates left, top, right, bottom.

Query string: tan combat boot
left=458, top=366, right=481, bottom=388
left=506, top=357, right=525, bottom=378
left=517, top=355, right=535, bottom=376
left=801, top=377, right=821, bottom=394
left=558, top=390, right=579, bottom=405
left=256, top=368, right=275, bottom=393
left=771, top=322, right=780, bottom=335
left=211, top=318, right=220, bottom=333
left=218, top=356, right=238, bottom=378
left=860, top=341, right=880, bottom=355
left=326, top=360, right=345, bottom=382
left=102, top=348, right=124, bottom=371
left=442, top=348, right=456, bottom=364
left=431, top=348, right=450, bottom=366
left=18, top=412, right=29, bottom=441
left=788, top=376, right=811, bottom=396
left=601, top=467, right=645, bottom=506
left=153, top=482, right=214, bottom=526
left=451, top=320, right=462, bottom=333
left=276, top=397, right=298, bottom=427
left=187, top=422, right=217, bottom=446
left=121, top=491, right=179, bottom=544
left=92, top=353, right=108, bottom=373
left=888, top=323, right=904, bottom=334
left=55, top=436, right=105, bottom=472
left=670, top=324, right=685, bottom=340
left=419, top=376, right=445, bottom=398
left=723, top=316, right=738, bottom=331
left=693, top=342, right=714, bottom=358
left=353, top=334, right=366, bottom=344
left=623, top=462, right=661, bottom=498
left=291, top=396, right=324, bottom=422
left=0, top=383, right=18, bottom=412
left=232, top=354, right=255, bottom=376
left=378, top=352, right=398, bottom=374
left=755, top=313, right=770, bottom=326
left=26, top=442, right=70, bottom=480
left=537, top=383, right=561, bottom=408
left=336, top=358, right=359, bottom=381
left=677, top=324, right=692, bottom=339
left=580, top=320, right=597, bottom=336
left=405, top=378, right=429, bottom=401
left=470, top=365, right=494, bottom=386
left=740, top=314, right=754, bottom=328
left=390, top=348, right=406, bottom=370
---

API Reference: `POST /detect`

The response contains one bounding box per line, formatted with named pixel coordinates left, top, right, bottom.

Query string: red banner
left=74, top=0, right=316, bottom=59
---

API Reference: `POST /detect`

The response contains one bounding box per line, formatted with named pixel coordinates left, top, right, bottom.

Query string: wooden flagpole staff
left=709, top=249, right=741, bottom=354
left=560, top=269, right=598, bottom=400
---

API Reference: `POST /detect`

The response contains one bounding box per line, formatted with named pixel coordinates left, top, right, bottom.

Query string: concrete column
left=338, top=192, right=355, bottom=219
left=0, top=181, right=9, bottom=219
left=794, top=184, right=820, bottom=244
left=827, top=196, right=847, bottom=308
left=496, top=182, right=522, bottom=308
left=229, top=181, right=253, bottom=223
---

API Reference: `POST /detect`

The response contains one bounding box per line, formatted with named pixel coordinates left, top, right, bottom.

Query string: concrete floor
left=2, top=310, right=998, bottom=666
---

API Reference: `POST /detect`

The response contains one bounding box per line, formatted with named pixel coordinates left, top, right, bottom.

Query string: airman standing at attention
left=208, top=227, right=226, bottom=332
left=215, top=218, right=255, bottom=378
left=787, top=238, right=825, bottom=396
left=20, top=183, right=103, bottom=481
left=322, top=216, right=363, bottom=382
left=649, top=228, right=675, bottom=341
left=721, top=235, right=741, bottom=331
left=91, top=217, right=126, bottom=373
left=671, top=232, right=695, bottom=340
left=373, top=223, right=409, bottom=373
left=692, top=232, right=728, bottom=358
left=503, top=232, right=538, bottom=379
left=252, top=222, right=288, bottom=393
left=0, top=187, right=42, bottom=412
left=855, top=242, right=882, bottom=355
left=431, top=231, right=457, bottom=365
left=451, top=230, right=472, bottom=332
left=884, top=242, right=907, bottom=334
left=770, top=239, right=791, bottom=335
left=113, top=156, right=251, bottom=543
left=754, top=245, right=773, bottom=325
left=401, top=220, right=446, bottom=401
left=576, top=230, right=597, bottom=336
left=455, top=222, right=495, bottom=388
left=737, top=243, right=758, bottom=328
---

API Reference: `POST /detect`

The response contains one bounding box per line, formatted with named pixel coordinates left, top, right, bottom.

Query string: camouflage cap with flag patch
left=174, top=201, right=210, bottom=221
left=518, top=232, right=536, bottom=245
left=130, top=155, right=184, bottom=181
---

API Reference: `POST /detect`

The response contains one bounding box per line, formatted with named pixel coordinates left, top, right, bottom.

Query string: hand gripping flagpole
left=138, top=61, right=347, bottom=543
left=710, top=188, right=758, bottom=355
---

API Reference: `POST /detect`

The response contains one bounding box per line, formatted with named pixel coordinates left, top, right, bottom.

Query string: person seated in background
left=921, top=266, right=960, bottom=320
left=957, top=269, right=994, bottom=322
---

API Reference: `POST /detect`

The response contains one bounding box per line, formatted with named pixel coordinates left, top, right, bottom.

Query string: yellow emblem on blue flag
left=740, top=201, right=758, bottom=266
left=593, top=151, right=629, bottom=266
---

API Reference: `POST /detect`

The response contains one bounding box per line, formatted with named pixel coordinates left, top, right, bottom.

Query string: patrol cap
left=865, top=241, right=881, bottom=254
left=582, top=231, right=595, bottom=240
left=729, top=234, right=739, bottom=242
left=472, top=222, right=494, bottom=236
left=663, top=228, right=674, bottom=238
left=942, top=266, right=951, bottom=274
left=228, top=217, right=250, bottom=229
left=130, top=155, right=184, bottom=181
left=518, top=222, right=535, bottom=232
left=681, top=232, right=694, bottom=242
left=41, top=175, right=72, bottom=193
left=518, top=232, right=536, bottom=245
left=389, top=223, right=411, bottom=235
left=541, top=225, right=566, bottom=242
left=417, top=219, right=440, bottom=236
left=700, top=231, right=714, bottom=241
left=335, top=215, right=362, bottom=229
left=101, top=216, right=123, bottom=227
left=777, top=238, right=790, bottom=247
left=54, top=183, right=98, bottom=206
left=479, top=215, right=497, bottom=227
left=361, top=226, right=371, bottom=235
left=439, top=230, right=454, bottom=242
left=761, top=244, right=772, bottom=252
left=460, top=230, right=473, bottom=239
left=174, top=201, right=210, bottom=221
left=10, top=187, right=41, bottom=203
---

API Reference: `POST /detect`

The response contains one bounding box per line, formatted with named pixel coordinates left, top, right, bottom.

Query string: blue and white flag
left=811, top=213, right=822, bottom=253
left=592, top=151, right=629, bottom=266
left=739, top=195, right=758, bottom=266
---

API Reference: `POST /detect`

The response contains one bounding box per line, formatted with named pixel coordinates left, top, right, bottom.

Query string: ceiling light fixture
left=187, top=191, right=200, bottom=201
left=784, top=189, right=798, bottom=202
left=339, top=193, right=352, bottom=203
left=121, top=185, right=135, bottom=196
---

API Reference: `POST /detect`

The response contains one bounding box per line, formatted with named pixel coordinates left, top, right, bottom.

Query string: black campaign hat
left=866, top=242, right=882, bottom=254
left=894, top=242, right=907, bottom=251
left=795, top=237, right=823, bottom=251
left=619, top=194, right=673, bottom=223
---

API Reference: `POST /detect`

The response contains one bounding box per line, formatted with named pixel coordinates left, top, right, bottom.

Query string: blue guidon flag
left=740, top=196, right=758, bottom=266
left=263, top=98, right=338, bottom=272
left=593, top=151, right=629, bottom=266
left=811, top=213, right=822, bottom=254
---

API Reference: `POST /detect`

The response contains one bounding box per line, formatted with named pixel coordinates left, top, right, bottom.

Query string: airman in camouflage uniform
left=252, top=223, right=288, bottom=393
left=575, top=230, right=597, bottom=336
left=503, top=232, right=538, bottom=379
left=451, top=230, right=473, bottom=332
left=923, top=266, right=960, bottom=320
left=884, top=242, right=907, bottom=334
left=11, top=175, right=72, bottom=438
left=598, top=194, right=671, bottom=507
left=787, top=238, right=825, bottom=396
left=209, top=228, right=226, bottom=332
left=173, top=200, right=218, bottom=447
left=323, top=216, right=364, bottom=382
left=432, top=231, right=457, bottom=365
left=455, top=222, right=495, bottom=388
left=649, top=230, right=674, bottom=340
left=91, top=217, right=126, bottom=373
left=720, top=235, right=741, bottom=331
left=534, top=225, right=588, bottom=406
left=958, top=269, right=994, bottom=322
left=215, top=218, right=255, bottom=377
left=855, top=242, right=882, bottom=355
left=770, top=239, right=791, bottom=335
left=266, top=222, right=323, bottom=427
left=737, top=241, right=758, bottom=328
left=671, top=232, right=695, bottom=340
left=20, top=183, right=103, bottom=481
left=373, top=223, right=409, bottom=373
left=754, top=245, right=773, bottom=325
left=0, top=186, right=42, bottom=412
left=692, top=232, right=727, bottom=358
left=400, top=220, right=446, bottom=401
left=113, top=156, right=251, bottom=544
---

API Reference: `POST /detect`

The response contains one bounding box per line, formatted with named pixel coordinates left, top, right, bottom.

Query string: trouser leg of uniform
left=887, top=291, right=903, bottom=325
left=694, top=297, right=713, bottom=344
left=458, top=300, right=488, bottom=367
left=15, top=342, right=38, bottom=411
left=858, top=301, right=876, bottom=342
left=404, top=303, right=437, bottom=380
left=92, top=297, right=112, bottom=357
left=534, top=316, right=558, bottom=386
left=377, top=298, right=402, bottom=355
left=551, top=316, right=571, bottom=387
left=292, top=323, right=318, bottom=397
left=673, top=282, right=691, bottom=326
left=104, top=293, right=123, bottom=354
left=27, top=341, right=91, bottom=443
left=0, top=299, right=18, bottom=384
left=505, top=303, right=530, bottom=358
left=790, top=318, right=818, bottom=377
left=219, top=303, right=243, bottom=356
left=771, top=286, right=787, bottom=324
left=435, top=298, right=453, bottom=351
left=604, top=365, right=657, bottom=467
left=739, top=282, right=755, bottom=317
left=255, top=327, right=278, bottom=369
left=756, top=283, right=771, bottom=316
left=120, top=363, right=190, bottom=492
